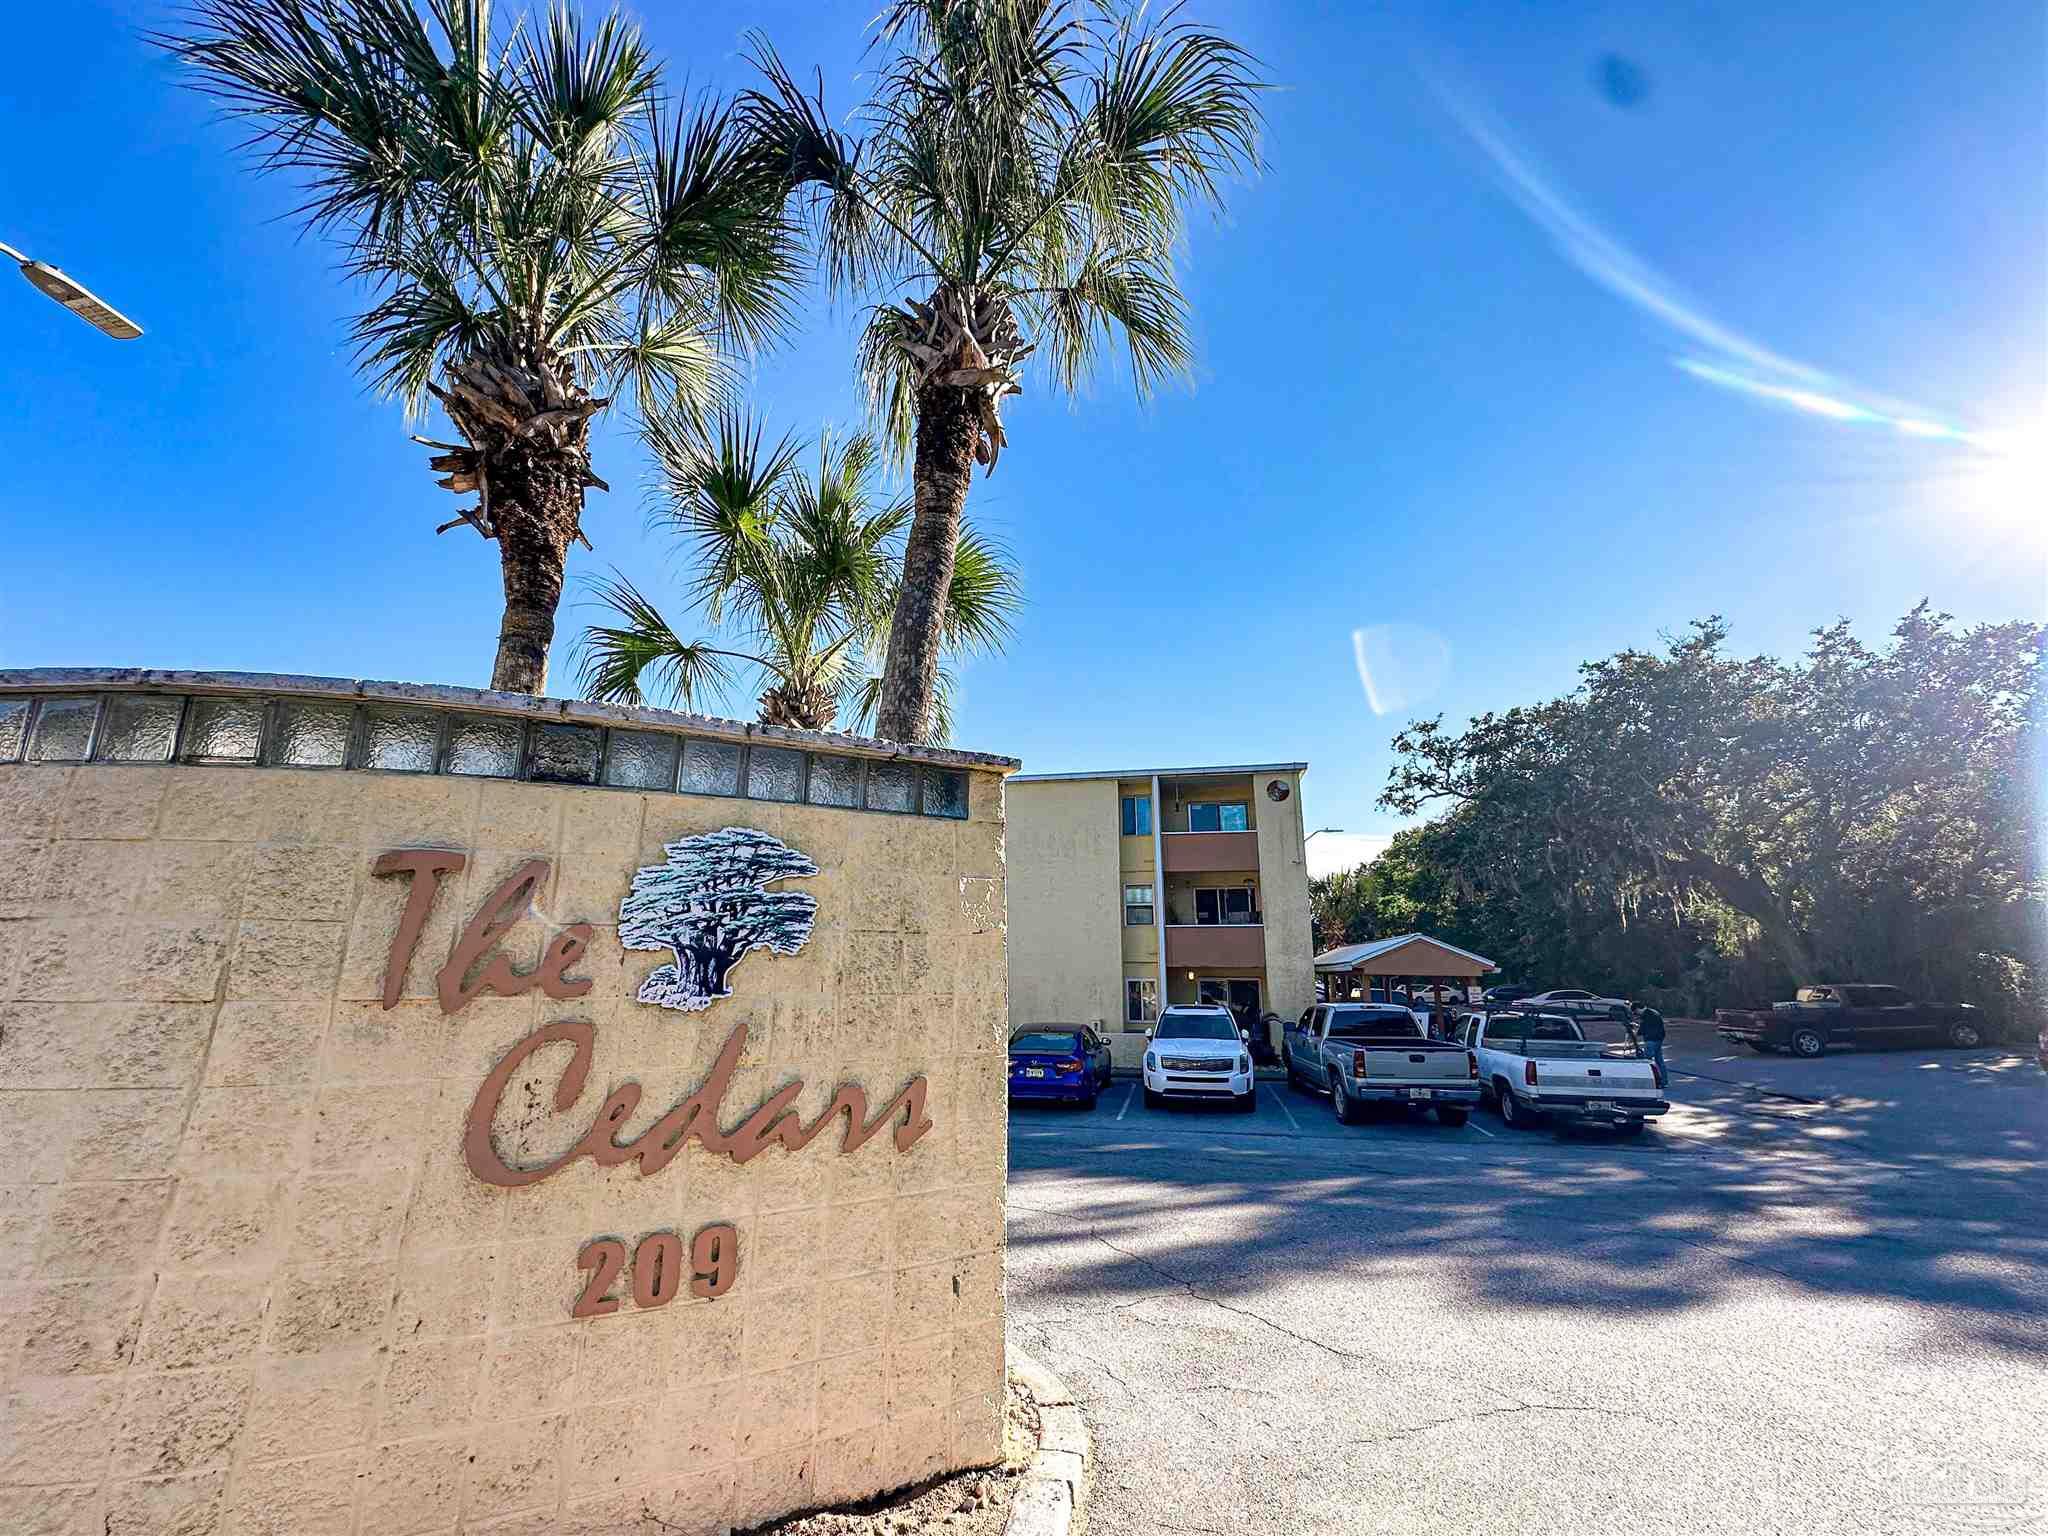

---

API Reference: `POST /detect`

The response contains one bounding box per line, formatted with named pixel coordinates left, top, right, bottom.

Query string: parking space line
left=1466, top=1120, right=1496, bottom=1138
left=1114, top=1082, right=1136, bottom=1121
left=1270, top=1088, right=1302, bottom=1132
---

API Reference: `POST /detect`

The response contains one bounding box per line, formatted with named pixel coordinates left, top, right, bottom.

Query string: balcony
left=1165, top=924, right=1266, bottom=970
left=1161, top=829, right=1260, bottom=873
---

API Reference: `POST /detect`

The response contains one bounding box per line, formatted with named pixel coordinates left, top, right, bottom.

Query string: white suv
left=1142, top=1005, right=1256, bottom=1111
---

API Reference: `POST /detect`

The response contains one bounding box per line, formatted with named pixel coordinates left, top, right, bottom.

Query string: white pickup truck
left=1284, top=1004, right=1481, bottom=1126
left=1456, top=1011, right=1668, bottom=1133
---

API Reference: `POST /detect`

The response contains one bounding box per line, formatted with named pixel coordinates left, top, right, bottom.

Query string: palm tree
left=742, top=0, right=1262, bottom=740
left=158, top=0, right=800, bottom=693
left=576, top=408, right=1020, bottom=742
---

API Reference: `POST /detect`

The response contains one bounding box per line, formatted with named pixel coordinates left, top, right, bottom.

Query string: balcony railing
left=1165, top=924, right=1266, bottom=970
left=1160, top=829, right=1260, bottom=873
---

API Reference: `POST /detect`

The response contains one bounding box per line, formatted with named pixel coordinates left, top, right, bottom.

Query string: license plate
left=1407, top=1088, right=1432, bottom=1099
left=1586, top=1099, right=1614, bottom=1111
left=1024, top=1068, right=1045, bottom=1079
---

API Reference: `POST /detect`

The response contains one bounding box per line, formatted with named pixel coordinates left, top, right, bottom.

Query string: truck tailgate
left=1361, top=1045, right=1470, bottom=1082
left=1532, top=1058, right=1660, bottom=1096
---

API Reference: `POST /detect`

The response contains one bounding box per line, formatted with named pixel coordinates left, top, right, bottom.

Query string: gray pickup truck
left=1284, top=1003, right=1481, bottom=1126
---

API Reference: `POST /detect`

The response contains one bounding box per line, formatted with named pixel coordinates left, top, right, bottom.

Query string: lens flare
left=1353, top=624, right=1451, bottom=716
left=1425, top=66, right=2008, bottom=462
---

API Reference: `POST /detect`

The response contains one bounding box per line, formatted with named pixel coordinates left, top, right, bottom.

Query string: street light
left=1305, top=826, right=1345, bottom=841
left=1, top=239, right=142, bottom=339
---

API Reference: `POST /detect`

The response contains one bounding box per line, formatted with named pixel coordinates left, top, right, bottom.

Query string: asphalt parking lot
left=1005, top=1022, right=2048, bottom=1534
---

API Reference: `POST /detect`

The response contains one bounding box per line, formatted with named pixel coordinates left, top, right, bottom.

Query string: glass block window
left=603, top=729, right=678, bottom=790
left=807, top=753, right=862, bottom=808
left=865, top=760, right=917, bottom=813
left=443, top=714, right=524, bottom=778
left=922, top=768, right=969, bottom=820
left=97, top=695, right=185, bottom=763
left=27, top=697, right=100, bottom=762
left=271, top=701, right=354, bottom=768
left=746, top=745, right=804, bottom=802
left=184, top=697, right=264, bottom=761
left=681, top=739, right=742, bottom=797
left=529, top=722, right=601, bottom=785
left=0, top=699, right=29, bottom=762
left=359, top=705, right=442, bottom=772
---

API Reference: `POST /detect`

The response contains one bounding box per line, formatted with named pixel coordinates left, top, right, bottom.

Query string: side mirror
left=1144, top=1029, right=1153, bottom=1040
left=1240, top=1029, right=1251, bottom=1043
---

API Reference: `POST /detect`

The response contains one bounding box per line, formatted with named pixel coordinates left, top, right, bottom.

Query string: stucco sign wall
left=0, top=713, right=1010, bottom=1536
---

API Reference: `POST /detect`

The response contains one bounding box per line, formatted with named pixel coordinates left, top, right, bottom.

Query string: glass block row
left=0, top=692, right=971, bottom=819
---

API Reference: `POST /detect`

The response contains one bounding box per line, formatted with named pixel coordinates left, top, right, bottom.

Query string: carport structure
left=1314, top=933, right=1497, bottom=1017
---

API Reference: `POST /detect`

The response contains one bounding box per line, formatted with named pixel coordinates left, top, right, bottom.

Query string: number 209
left=573, top=1224, right=736, bottom=1318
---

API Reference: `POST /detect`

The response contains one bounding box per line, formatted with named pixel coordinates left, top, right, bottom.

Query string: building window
left=1193, top=886, right=1257, bottom=925
left=1187, top=801, right=1248, bottom=832
left=1126, top=977, right=1159, bottom=1027
left=1123, top=884, right=1155, bottom=926
left=1121, top=794, right=1151, bottom=836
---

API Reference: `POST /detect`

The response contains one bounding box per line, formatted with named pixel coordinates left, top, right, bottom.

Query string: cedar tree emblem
left=619, top=827, right=819, bottom=1012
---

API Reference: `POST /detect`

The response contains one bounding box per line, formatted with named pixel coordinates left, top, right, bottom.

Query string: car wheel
left=1238, top=1087, right=1258, bottom=1113
left=1496, top=1081, right=1532, bottom=1128
left=1948, top=1019, right=1984, bottom=1049
left=1331, top=1076, right=1357, bottom=1125
left=1790, top=1027, right=1826, bottom=1058
left=1621, top=1117, right=1646, bottom=1136
left=1143, top=1087, right=1163, bottom=1110
left=1080, top=1091, right=1098, bottom=1111
left=1436, top=1107, right=1468, bottom=1127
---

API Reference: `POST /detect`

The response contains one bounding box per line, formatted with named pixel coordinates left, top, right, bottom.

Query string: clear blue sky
left=3, top=1, right=2041, bottom=873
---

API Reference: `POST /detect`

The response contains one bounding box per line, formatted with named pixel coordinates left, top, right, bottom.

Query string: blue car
left=1008, top=1025, right=1115, bottom=1109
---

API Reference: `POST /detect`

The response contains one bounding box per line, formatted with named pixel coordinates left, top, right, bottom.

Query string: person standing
left=1635, top=1004, right=1669, bottom=1089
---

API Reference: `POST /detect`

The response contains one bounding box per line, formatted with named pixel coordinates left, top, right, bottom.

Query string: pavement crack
left=1082, top=1227, right=1415, bottom=1378
left=1345, top=1401, right=1687, bottom=1449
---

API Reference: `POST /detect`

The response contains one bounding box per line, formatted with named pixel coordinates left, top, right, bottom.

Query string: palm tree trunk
left=485, top=443, right=586, bottom=696
left=875, top=381, right=980, bottom=741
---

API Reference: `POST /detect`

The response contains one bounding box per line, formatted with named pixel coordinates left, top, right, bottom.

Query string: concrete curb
left=1007, top=1345, right=1092, bottom=1536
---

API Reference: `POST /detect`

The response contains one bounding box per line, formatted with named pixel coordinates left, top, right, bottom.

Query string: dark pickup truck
left=1715, top=984, right=1987, bottom=1058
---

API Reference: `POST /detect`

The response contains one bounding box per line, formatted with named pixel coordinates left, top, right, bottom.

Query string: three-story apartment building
left=1007, top=762, right=1315, bottom=1067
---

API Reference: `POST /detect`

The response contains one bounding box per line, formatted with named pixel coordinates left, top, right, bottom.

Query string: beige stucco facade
left=1003, top=778, right=1123, bottom=1032
left=0, top=677, right=1013, bottom=1536
left=1006, top=764, right=1315, bottom=1067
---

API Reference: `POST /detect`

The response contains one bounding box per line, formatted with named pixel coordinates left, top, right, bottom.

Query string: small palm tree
left=159, top=0, right=800, bottom=693
left=577, top=409, right=1020, bottom=742
left=743, top=0, right=1262, bottom=739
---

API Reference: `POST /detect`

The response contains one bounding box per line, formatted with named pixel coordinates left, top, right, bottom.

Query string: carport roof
left=1314, top=933, right=1498, bottom=976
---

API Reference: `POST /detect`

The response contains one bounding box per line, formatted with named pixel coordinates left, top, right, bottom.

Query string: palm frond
left=1084, top=10, right=1263, bottom=236
left=1027, top=243, right=1190, bottom=395
left=575, top=568, right=742, bottom=708
left=637, top=93, right=805, bottom=352
left=511, top=3, right=657, bottom=163
left=854, top=305, right=922, bottom=462
left=941, top=525, right=1024, bottom=654
left=640, top=402, right=801, bottom=621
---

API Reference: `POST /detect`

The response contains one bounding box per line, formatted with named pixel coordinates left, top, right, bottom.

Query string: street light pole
left=1305, top=827, right=1345, bottom=842
left=1, top=239, right=143, bottom=339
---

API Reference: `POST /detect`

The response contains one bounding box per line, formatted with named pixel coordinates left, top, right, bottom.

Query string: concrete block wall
left=0, top=753, right=1010, bottom=1535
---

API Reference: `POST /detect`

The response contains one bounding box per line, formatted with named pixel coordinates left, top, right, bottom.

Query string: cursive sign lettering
left=463, top=1019, right=933, bottom=1187
left=372, top=850, right=592, bottom=1012
left=367, top=847, right=935, bottom=1315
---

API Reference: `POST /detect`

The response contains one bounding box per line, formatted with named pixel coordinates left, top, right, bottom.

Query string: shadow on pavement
left=1008, top=1035, right=2048, bottom=1361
